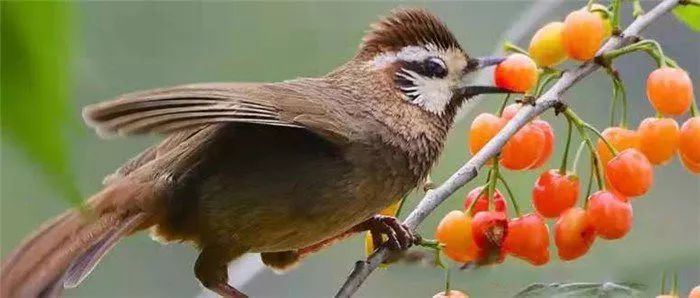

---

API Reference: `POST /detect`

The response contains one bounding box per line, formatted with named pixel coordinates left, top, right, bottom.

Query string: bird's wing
left=83, top=81, right=358, bottom=144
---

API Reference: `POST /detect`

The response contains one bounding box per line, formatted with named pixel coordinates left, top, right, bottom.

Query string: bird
left=0, top=7, right=513, bottom=298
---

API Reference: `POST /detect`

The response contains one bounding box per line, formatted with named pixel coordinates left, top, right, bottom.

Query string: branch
left=335, top=0, right=682, bottom=297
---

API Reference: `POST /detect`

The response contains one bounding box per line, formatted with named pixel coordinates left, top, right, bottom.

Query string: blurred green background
left=1, top=1, right=698, bottom=297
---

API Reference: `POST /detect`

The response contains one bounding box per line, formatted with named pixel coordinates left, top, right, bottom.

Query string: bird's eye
left=424, top=57, right=447, bottom=78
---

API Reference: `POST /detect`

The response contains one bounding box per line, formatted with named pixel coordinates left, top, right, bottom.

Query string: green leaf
left=514, top=282, right=646, bottom=297
left=673, top=4, right=700, bottom=32
left=1, top=2, right=82, bottom=205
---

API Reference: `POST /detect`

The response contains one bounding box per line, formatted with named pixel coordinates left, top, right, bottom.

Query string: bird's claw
left=366, top=215, right=414, bottom=251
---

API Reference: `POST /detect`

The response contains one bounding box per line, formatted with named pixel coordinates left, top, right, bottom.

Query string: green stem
left=690, top=99, right=699, bottom=117
left=610, top=0, right=622, bottom=33
left=583, top=123, right=618, bottom=156
left=609, top=81, right=618, bottom=127
left=584, top=158, right=595, bottom=204
left=466, top=184, right=488, bottom=214
left=486, top=159, right=500, bottom=210
left=497, top=94, right=511, bottom=116
left=560, top=118, right=574, bottom=175
left=615, top=76, right=628, bottom=128
left=563, top=108, right=605, bottom=190
left=417, top=238, right=442, bottom=249
left=496, top=173, right=521, bottom=216
left=591, top=152, right=604, bottom=190
left=661, top=271, right=668, bottom=295
left=632, top=0, right=645, bottom=18
left=502, top=41, right=528, bottom=56
left=671, top=272, right=678, bottom=296
left=682, top=0, right=700, bottom=6
left=534, top=71, right=562, bottom=98
left=444, top=268, right=451, bottom=294
left=572, top=141, right=586, bottom=174
left=586, top=0, right=596, bottom=10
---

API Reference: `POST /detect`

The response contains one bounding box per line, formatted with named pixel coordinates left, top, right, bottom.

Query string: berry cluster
left=434, top=2, right=698, bottom=271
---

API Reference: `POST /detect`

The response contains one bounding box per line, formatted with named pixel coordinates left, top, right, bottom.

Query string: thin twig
left=334, top=1, right=681, bottom=297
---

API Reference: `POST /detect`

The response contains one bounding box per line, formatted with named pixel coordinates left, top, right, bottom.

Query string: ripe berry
left=529, top=119, right=555, bottom=169
left=554, top=207, right=596, bottom=261
left=500, top=123, right=546, bottom=170
left=528, top=22, right=567, bottom=67
left=679, top=116, right=700, bottom=170
left=680, top=152, right=700, bottom=174
left=596, top=127, right=641, bottom=166
left=503, top=213, right=550, bottom=266
left=689, top=285, right=700, bottom=298
left=562, top=10, right=605, bottom=61
left=501, top=103, right=522, bottom=121
left=469, top=113, right=505, bottom=156
left=436, top=211, right=478, bottom=263
left=433, top=290, right=469, bottom=298
left=637, top=117, right=680, bottom=165
left=463, top=186, right=507, bottom=216
left=494, top=53, right=538, bottom=92
left=586, top=191, right=633, bottom=240
left=586, top=4, right=613, bottom=39
left=605, top=148, right=653, bottom=197
left=471, top=211, right=508, bottom=265
left=646, top=67, right=694, bottom=116
left=532, top=170, right=580, bottom=218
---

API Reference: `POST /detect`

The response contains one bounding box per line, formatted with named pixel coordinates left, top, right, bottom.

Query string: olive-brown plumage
left=1, top=8, right=510, bottom=297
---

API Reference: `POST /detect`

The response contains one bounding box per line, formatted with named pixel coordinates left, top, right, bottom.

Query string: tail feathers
left=0, top=183, right=153, bottom=298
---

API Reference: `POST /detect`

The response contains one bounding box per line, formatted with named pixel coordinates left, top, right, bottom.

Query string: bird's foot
left=363, top=215, right=414, bottom=251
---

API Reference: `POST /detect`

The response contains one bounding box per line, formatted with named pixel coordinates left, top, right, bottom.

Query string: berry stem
left=486, top=159, right=500, bottom=210
left=602, top=39, right=678, bottom=68
left=632, top=0, right=645, bottom=18
left=502, top=41, right=528, bottom=56
left=559, top=117, right=574, bottom=175
left=584, top=158, right=595, bottom=204
left=497, top=94, right=511, bottom=116
left=690, top=99, right=699, bottom=117
left=586, top=0, right=596, bottom=11
left=466, top=184, right=488, bottom=214
left=611, top=0, right=622, bottom=34
left=661, top=271, right=668, bottom=295
left=444, top=268, right=451, bottom=295
left=583, top=122, right=618, bottom=156
left=572, top=141, right=586, bottom=174
left=496, top=173, right=521, bottom=216
left=672, top=272, right=678, bottom=296
left=562, top=108, right=605, bottom=190
left=534, top=69, right=563, bottom=98
left=603, top=67, right=628, bottom=128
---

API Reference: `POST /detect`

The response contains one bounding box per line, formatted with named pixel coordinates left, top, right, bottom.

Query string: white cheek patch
left=371, top=44, right=436, bottom=69
left=397, top=68, right=453, bottom=115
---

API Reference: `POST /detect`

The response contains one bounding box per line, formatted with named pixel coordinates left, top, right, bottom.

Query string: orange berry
left=637, top=117, right=680, bottom=165
left=679, top=116, right=700, bottom=165
left=500, top=123, right=546, bottom=170
left=433, top=290, right=469, bottom=298
left=469, top=113, right=505, bottom=156
left=436, top=211, right=479, bottom=263
left=605, top=148, right=654, bottom=197
left=494, top=53, right=538, bottom=92
left=646, top=67, right=694, bottom=116
left=596, top=127, right=641, bottom=166
left=532, top=170, right=580, bottom=218
left=689, top=285, right=700, bottom=298
left=555, top=207, right=596, bottom=261
left=463, top=186, right=507, bottom=216
left=585, top=4, right=612, bottom=39
left=529, top=119, right=555, bottom=169
left=680, top=152, right=700, bottom=174
left=503, top=213, right=550, bottom=266
left=501, top=103, right=522, bottom=121
left=586, top=191, right=633, bottom=240
left=528, top=22, right=567, bottom=67
left=562, top=10, right=605, bottom=61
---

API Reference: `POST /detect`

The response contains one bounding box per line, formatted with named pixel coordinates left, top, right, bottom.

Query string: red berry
left=471, top=211, right=508, bottom=265
left=637, top=117, right=680, bottom=165
left=586, top=191, right=633, bottom=240
left=562, top=10, right=605, bottom=61
left=503, top=213, right=550, bottom=266
left=494, top=53, right=538, bottom=92
left=529, top=119, right=555, bottom=169
left=605, top=149, right=653, bottom=197
left=500, top=123, right=546, bottom=170
left=469, top=113, right=505, bottom=156
left=463, top=186, right=507, bottom=216
left=433, top=290, right=469, bottom=298
left=554, top=207, right=596, bottom=261
left=436, top=211, right=479, bottom=263
left=532, top=170, right=580, bottom=218
left=646, top=67, right=694, bottom=116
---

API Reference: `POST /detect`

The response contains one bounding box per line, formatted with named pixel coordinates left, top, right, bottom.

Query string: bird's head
left=357, top=8, right=513, bottom=116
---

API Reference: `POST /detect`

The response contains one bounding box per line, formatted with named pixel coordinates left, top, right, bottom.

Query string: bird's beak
left=458, top=55, right=518, bottom=98
left=465, top=55, right=506, bottom=71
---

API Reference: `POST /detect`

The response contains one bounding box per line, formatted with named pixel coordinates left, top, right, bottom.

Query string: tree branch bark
left=335, top=0, right=682, bottom=296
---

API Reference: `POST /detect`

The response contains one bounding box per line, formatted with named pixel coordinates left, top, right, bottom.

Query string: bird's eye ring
left=424, top=57, right=447, bottom=78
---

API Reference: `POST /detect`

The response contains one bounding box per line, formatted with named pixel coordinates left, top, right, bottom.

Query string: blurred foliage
left=673, top=4, right=700, bottom=32
left=514, top=282, right=645, bottom=298
left=1, top=2, right=81, bottom=204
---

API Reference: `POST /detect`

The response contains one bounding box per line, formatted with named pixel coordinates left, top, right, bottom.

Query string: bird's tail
left=0, top=181, right=156, bottom=298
